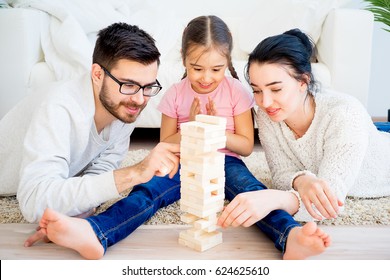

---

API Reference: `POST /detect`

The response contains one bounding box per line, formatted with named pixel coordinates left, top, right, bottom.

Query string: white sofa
left=0, top=0, right=373, bottom=127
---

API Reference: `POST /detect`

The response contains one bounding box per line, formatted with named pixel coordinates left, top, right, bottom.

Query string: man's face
left=99, top=59, right=159, bottom=123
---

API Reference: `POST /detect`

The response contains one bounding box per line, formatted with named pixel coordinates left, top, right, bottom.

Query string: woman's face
left=248, top=62, right=308, bottom=122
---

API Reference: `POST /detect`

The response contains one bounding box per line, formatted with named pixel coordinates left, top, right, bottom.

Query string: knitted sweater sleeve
left=316, top=101, right=370, bottom=201
left=17, top=98, right=124, bottom=223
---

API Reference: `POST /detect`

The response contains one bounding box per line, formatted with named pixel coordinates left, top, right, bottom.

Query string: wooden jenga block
left=180, top=193, right=224, bottom=206
left=195, top=114, right=227, bottom=127
left=180, top=184, right=224, bottom=200
left=180, top=201, right=224, bottom=218
left=180, top=151, right=225, bottom=164
left=180, top=213, right=199, bottom=224
left=179, top=230, right=222, bottom=252
left=180, top=121, right=225, bottom=139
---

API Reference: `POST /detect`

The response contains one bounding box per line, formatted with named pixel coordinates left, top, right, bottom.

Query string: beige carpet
left=1, top=149, right=389, bottom=225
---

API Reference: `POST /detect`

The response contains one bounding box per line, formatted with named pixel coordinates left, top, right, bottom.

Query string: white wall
left=348, top=0, right=390, bottom=118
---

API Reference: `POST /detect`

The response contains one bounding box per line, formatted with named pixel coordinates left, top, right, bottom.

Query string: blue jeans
left=86, top=156, right=300, bottom=254
left=374, top=122, right=390, bottom=132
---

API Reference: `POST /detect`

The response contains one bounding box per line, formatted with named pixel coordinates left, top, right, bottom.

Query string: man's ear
left=91, top=63, right=103, bottom=85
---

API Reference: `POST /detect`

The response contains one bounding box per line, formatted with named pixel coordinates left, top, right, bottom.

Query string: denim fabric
left=86, top=172, right=181, bottom=253
left=224, top=156, right=300, bottom=253
left=374, top=122, right=390, bottom=133
left=87, top=155, right=300, bottom=254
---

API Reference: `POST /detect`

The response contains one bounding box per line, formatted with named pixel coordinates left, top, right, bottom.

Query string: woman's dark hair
left=181, top=15, right=239, bottom=80
left=93, top=22, right=160, bottom=71
left=245, top=28, right=319, bottom=94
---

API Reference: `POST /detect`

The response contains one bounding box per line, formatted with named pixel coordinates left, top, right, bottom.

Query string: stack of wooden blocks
left=178, top=114, right=227, bottom=252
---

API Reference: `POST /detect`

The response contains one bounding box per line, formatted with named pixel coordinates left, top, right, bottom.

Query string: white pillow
left=237, top=0, right=341, bottom=54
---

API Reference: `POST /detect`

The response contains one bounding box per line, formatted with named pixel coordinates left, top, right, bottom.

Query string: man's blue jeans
left=86, top=156, right=300, bottom=254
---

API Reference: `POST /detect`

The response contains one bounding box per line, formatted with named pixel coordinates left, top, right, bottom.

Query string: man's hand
left=138, top=142, right=180, bottom=179
left=114, top=142, right=180, bottom=193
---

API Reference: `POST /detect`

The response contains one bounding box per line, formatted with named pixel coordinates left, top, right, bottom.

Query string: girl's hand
left=293, top=174, right=343, bottom=220
left=205, top=96, right=217, bottom=116
left=189, top=97, right=201, bottom=121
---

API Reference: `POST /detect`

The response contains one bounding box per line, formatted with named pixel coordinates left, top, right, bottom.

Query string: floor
left=1, top=127, right=390, bottom=260
left=1, top=224, right=390, bottom=260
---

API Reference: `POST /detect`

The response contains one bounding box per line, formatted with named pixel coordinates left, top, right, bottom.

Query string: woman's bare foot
left=37, top=208, right=104, bottom=260
left=283, top=222, right=331, bottom=260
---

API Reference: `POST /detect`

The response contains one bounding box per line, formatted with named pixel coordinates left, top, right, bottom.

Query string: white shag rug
left=1, top=149, right=389, bottom=225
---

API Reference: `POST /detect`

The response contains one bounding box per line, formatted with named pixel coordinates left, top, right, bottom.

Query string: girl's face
left=248, top=62, right=308, bottom=122
left=184, top=46, right=228, bottom=94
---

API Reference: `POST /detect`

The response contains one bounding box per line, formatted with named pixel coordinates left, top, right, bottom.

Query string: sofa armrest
left=317, top=9, right=374, bottom=107
left=0, top=8, right=49, bottom=118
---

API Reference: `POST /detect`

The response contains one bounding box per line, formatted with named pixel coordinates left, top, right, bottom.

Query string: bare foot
left=38, top=208, right=104, bottom=260
left=283, top=222, right=331, bottom=260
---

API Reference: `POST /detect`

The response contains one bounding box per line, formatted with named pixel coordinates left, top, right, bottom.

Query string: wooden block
left=181, top=135, right=227, bottom=147
left=180, top=181, right=224, bottom=194
left=180, top=167, right=224, bottom=184
left=180, top=142, right=226, bottom=155
left=180, top=213, right=199, bottom=224
left=195, top=114, right=227, bottom=127
left=180, top=174, right=225, bottom=190
left=179, top=230, right=222, bottom=252
left=180, top=201, right=224, bottom=218
left=194, top=217, right=218, bottom=230
left=180, top=163, right=225, bottom=176
left=180, top=198, right=224, bottom=212
left=180, top=151, right=225, bottom=164
left=180, top=122, right=226, bottom=139
left=180, top=193, right=224, bottom=206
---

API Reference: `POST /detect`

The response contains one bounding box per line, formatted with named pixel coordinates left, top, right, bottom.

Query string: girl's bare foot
left=38, top=208, right=104, bottom=260
left=283, top=222, right=331, bottom=260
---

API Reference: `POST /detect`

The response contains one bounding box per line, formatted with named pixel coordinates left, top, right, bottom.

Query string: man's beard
left=99, top=82, right=146, bottom=124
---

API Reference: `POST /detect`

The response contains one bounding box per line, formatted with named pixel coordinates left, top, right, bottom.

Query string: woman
left=245, top=28, right=390, bottom=221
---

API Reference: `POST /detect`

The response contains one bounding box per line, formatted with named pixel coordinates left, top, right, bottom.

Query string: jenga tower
left=178, top=114, right=227, bottom=252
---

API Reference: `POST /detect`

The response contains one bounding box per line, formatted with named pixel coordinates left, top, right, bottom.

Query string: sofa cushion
left=237, top=0, right=343, bottom=54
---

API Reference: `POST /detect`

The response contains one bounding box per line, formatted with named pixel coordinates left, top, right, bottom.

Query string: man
left=0, top=23, right=179, bottom=225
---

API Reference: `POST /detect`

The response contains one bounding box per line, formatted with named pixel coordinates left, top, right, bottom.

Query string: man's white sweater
left=0, top=74, right=134, bottom=222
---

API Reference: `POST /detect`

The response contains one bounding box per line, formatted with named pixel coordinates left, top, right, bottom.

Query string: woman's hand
left=293, top=174, right=344, bottom=220
left=217, top=190, right=280, bottom=228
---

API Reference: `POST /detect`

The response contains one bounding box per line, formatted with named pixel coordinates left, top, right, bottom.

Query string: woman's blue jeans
left=86, top=155, right=300, bottom=254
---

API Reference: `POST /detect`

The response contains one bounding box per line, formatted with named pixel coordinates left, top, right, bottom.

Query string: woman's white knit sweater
left=256, top=89, right=390, bottom=221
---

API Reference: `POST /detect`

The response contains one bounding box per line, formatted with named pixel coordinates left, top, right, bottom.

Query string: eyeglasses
left=101, top=66, right=162, bottom=97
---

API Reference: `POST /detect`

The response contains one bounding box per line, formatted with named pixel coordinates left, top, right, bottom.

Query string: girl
left=158, top=15, right=330, bottom=259
left=245, top=28, right=390, bottom=222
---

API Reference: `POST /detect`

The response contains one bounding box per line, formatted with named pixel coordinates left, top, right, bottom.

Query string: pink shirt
left=158, top=76, right=254, bottom=157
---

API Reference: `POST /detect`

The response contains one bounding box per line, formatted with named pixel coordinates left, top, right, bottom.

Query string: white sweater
left=0, top=74, right=134, bottom=222
left=256, top=89, right=390, bottom=221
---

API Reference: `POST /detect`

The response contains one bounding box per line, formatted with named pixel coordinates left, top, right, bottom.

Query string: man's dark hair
left=93, top=22, right=160, bottom=70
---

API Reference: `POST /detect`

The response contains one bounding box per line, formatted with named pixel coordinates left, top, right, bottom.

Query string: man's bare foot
left=283, top=222, right=331, bottom=260
left=36, top=208, right=104, bottom=260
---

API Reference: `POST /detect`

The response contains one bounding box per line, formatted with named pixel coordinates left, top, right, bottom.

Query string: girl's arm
left=225, top=109, right=254, bottom=157
left=160, top=114, right=181, bottom=144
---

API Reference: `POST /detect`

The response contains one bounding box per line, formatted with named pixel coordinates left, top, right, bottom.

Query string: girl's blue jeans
left=86, top=155, right=300, bottom=254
